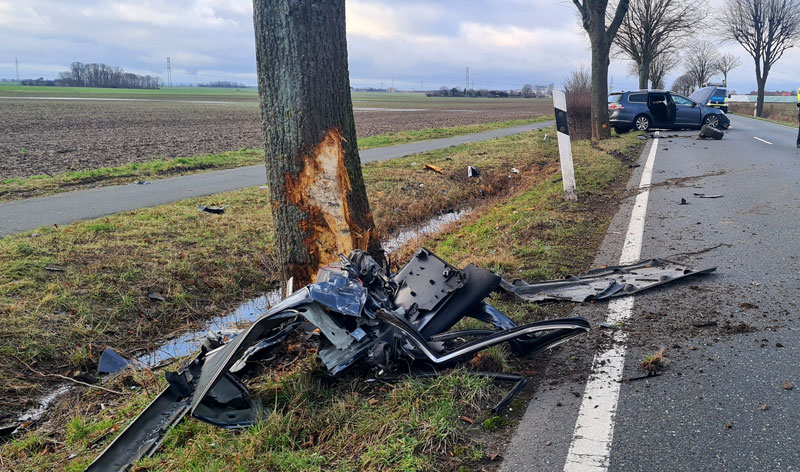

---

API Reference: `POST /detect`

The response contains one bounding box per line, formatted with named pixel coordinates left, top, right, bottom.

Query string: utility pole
left=166, top=57, right=172, bottom=87
left=465, top=66, right=470, bottom=97
left=15, top=57, right=19, bottom=82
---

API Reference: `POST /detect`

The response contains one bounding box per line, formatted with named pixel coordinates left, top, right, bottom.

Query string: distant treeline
left=199, top=81, right=247, bottom=88
left=20, top=62, right=161, bottom=89
left=427, top=87, right=511, bottom=98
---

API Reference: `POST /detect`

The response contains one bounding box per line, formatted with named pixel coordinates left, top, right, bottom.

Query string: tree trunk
left=756, top=76, right=766, bottom=118
left=590, top=43, right=612, bottom=140
left=253, top=0, right=382, bottom=288
left=638, top=59, right=650, bottom=90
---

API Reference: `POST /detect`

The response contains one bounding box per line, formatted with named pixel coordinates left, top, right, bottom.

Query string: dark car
left=608, top=90, right=730, bottom=133
left=690, top=85, right=728, bottom=113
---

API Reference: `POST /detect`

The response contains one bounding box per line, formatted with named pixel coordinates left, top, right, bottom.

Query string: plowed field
left=0, top=90, right=552, bottom=178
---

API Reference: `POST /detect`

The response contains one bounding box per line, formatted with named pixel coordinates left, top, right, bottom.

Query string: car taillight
left=608, top=103, right=625, bottom=110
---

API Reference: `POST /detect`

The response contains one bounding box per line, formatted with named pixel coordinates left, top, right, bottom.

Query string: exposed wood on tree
left=253, top=0, right=382, bottom=287
left=572, top=0, right=631, bottom=140
left=722, top=0, right=800, bottom=117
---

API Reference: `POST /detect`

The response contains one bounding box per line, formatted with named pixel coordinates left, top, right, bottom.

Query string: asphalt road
left=504, top=115, right=800, bottom=471
left=0, top=120, right=552, bottom=237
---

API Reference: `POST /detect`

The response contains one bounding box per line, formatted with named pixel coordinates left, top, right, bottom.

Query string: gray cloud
left=2, top=0, right=799, bottom=93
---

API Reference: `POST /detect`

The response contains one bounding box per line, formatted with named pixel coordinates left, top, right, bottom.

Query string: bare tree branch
left=613, top=0, right=705, bottom=89
left=722, top=0, right=800, bottom=116
left=685, top=41, right=721, bottom=90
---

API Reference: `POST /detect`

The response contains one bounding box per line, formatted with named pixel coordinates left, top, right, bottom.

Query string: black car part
left=87, top=250, right=715, bottom=470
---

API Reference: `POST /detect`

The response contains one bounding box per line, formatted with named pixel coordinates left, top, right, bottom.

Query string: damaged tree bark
left=253, top=0, right=382, bottom=287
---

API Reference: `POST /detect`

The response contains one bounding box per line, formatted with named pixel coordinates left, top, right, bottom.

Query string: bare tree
left=715, top=53, right=742, bottom=87
left=685, top=41, right=720, bottom=89
left=571, top=0, right=630, bottom=140
left=649, top=50, right=680, bottom=89
left=722, top=0, right=800, bottom=116
left=614, top=0, right=703, bottom=89
left=671, top=73, right=694, bottom=95
left=253, top=0, right=382, bottom=287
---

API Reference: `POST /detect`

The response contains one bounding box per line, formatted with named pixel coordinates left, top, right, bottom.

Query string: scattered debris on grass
left=424, top=163, right=444, bottom=174
left=198, top=205, right=225, bottom=214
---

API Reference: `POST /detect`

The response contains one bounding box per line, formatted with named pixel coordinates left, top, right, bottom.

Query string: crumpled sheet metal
left=93, top=250, right=718, bottom=470
left=499, top=258, right=716, bottom=303
left=187, top=248, right=591, bottom=429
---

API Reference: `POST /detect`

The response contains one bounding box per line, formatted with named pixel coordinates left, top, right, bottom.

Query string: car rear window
left=628, top=93, right=647, bottom=103
left=608, top=94, right=623, bottom=103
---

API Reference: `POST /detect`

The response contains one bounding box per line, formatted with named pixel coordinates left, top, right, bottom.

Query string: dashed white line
left=753, top=136, right=773, bottom=145
left=563, top=137, right=659, bottom=472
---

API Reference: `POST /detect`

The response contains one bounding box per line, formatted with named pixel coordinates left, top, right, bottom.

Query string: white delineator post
left=552, top=90, right=577, bottom=201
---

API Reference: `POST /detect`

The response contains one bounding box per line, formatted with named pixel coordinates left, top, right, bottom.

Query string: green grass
left=358, top=116, right=552, bottom=149
left=0, top=149, right=264, bottom=201
left=731, top=112, right=797, bottom=128
left=0, top=118, right=552, bottom=201
left=0, top=130, right=643, bottom=471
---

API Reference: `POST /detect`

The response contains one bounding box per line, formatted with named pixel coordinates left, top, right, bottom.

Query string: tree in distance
left=722, top=0, right=800, bottom=117
left=571, top=0, right=631, bottom=140
left=685, top=41, right=721, bottom=90
left=715, top=53, right=742, bottom=87
left=614, top=0, right=704, bottom=90
left=253, top=0, right=383, bottom=287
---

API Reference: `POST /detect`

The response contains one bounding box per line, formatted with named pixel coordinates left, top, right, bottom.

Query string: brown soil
left=0, top=98, right=550, bottom=179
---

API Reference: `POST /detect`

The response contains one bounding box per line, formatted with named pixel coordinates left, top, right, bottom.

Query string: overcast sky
left=3, top=0, right=800, bottom=93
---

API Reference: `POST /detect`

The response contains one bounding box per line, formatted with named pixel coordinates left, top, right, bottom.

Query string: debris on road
left=692, top=321, right=718, bottom=328
left=680, top=198, right=688, bottom=205
left=198, top=205, right=225, bottom=214
left=87, top=248, right=591, bottom=470
left=639, top=347, right=665, bottom=373
left=782, top=381, right=794, bottom=391
left=699, top=125, right=724, bottom=140
left=500, top=259, right=716, bottom=303
left=134, top=180, right=150, bottom=185
left=694, top=193, right=723, bottom=199
left=424, top=163, right=443, bottom=174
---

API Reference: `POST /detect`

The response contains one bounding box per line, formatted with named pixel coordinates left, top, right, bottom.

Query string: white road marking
left=563, top=137, right=659, bottom=472
left=753, top=136, right=773, bottom=145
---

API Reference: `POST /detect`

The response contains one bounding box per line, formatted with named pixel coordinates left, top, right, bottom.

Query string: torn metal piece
left=97, top=348, right=130, bottom=375
left=500, top=259, right=716, bottom=303
left=693, top=193, right=723, bottom=198
left=467, top=166, right=480, bottom=178
left=198, top=205, right=225, bottom=214
left=89, top=248, right=593, bottom=468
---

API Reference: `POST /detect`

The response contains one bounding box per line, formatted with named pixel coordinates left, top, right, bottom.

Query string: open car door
left=647, top=92, right=676, bottom=127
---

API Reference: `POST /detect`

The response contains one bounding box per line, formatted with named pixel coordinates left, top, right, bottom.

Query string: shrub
left=563, top=66, right=593, bottom=140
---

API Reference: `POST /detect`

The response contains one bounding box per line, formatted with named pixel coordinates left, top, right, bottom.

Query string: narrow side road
left=0, top=120, right=553, bottom=237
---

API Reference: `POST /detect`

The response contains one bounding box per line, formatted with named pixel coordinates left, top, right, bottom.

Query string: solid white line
left=753, top=136, right=773, bottom=145
left=563, top=137, right=659, bottom=472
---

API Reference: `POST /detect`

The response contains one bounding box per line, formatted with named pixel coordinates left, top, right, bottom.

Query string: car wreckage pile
left=88, top=248, right=715, bottom=470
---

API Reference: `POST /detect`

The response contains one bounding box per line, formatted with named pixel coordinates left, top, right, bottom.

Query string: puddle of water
left=137, top=290, right=282, bottom=367
left=382, top=209, right=469, bottom=254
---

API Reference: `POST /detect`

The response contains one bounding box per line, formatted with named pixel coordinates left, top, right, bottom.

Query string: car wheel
left=703, top=114, right=721, bottom=129
left=634, top=114, right=651, bottom=131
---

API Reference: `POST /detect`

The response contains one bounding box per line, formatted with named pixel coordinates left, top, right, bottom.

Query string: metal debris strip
left=87, top=248, right=591, bottom=470
left=198, top=205, right=225, bottom=214
left=87, top=252, right=715, bottom=470
left=500, top=258, right=716, bottom=303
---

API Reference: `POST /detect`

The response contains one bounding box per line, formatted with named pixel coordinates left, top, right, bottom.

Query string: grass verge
left=0, top=130, right=643, bottom=471
left=731, top=112, right=796, bottom=128
left=0, top=117, right=550, bottom=202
